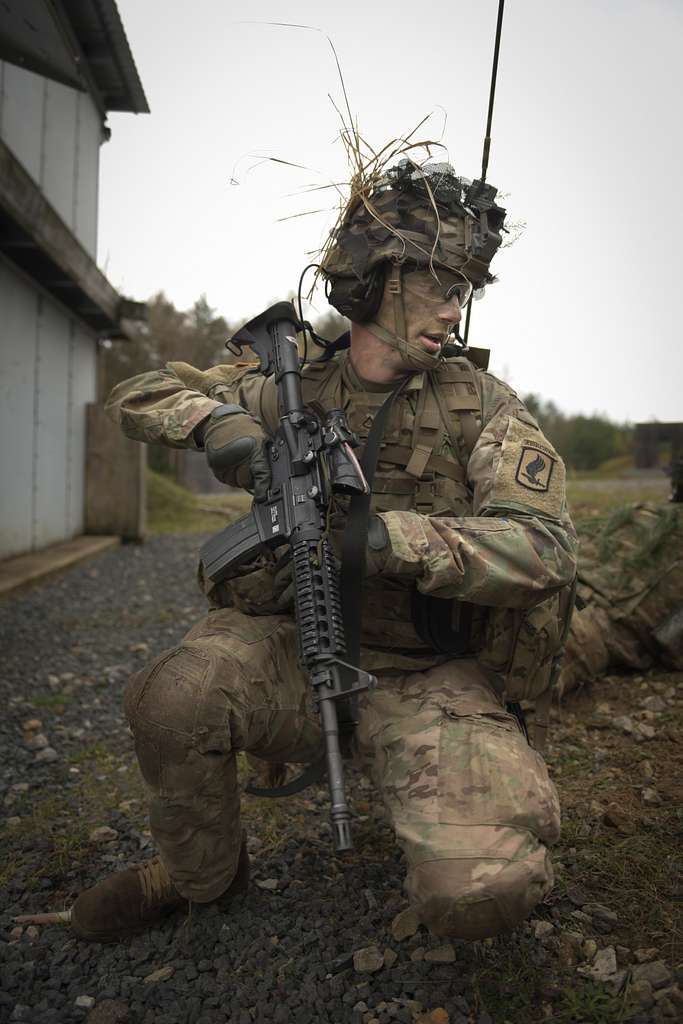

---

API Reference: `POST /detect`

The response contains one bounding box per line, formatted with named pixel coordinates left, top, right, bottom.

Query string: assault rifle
left=200, top=302, right=375, bottom=853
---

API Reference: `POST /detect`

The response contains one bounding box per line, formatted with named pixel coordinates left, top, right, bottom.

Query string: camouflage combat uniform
left=107, top=349, right=577, bottom=940
left=559, top=502, right=683, bottom=697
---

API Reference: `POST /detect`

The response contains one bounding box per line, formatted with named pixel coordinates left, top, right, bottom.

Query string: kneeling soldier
left=73, top=162, right=577, bottom=943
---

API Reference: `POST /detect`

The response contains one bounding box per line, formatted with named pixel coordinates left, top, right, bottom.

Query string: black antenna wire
left=463, top=299, right=473, bottom=346
left=297, top=263, right=319, bottom=365
left=296, top=263, right=345, bottom=362
left=481, top=0, right=506, bottom=186
left=467, top=0, right=506, bottom=350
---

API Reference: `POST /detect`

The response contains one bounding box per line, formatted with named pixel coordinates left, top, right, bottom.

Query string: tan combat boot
left=71, top=838, right=249, bottom=943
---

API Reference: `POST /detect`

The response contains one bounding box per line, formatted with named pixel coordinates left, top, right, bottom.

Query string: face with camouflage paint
left=368, top=267, right=466, bottom=371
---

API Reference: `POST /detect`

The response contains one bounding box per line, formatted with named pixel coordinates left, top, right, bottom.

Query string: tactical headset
left=325, top=267, right=385, bottom=323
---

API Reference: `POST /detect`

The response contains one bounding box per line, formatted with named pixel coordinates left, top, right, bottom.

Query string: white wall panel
left=42, top=79, right=77, bottom=224
left=74, top=93, right=101, bottom=256
left=0, top=61, right=45, bottom=184
left=0, top=61, right=109, bottom=557
left=32, top=298, right=70, bottom=549
left=0, top=62, right=102, bottom=255
left=0, top=261, right=37, bottom=558
left=67, top=324, right=97, bottom=536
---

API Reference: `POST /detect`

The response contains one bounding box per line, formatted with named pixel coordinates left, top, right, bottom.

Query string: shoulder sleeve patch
left=489, top=416, right=565, bottom=519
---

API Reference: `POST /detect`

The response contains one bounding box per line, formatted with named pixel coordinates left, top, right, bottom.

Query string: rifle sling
left=244, top=753, right=326, bottom=799
left=341, top=379, right=409, bottom=671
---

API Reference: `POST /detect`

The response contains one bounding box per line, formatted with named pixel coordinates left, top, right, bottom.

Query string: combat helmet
left=320, top=160, right=506, bottom=369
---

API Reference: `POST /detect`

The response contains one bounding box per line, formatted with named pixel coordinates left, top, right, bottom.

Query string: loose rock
left=532, top=920, right=555, bottom=940
left=631, top=980, right=655, bottom=1009
left=353, top=946, right=385, bottom=973
left=602, top=803, right=635, bottom=833
left=582, top=939, right=598, bottom=960
left=640, top=695, right=666, bottom=712
left=89, top=826, right=119, bottom=843
left=634, top=947, right=659, bottom=963
left=143, top=966, right=174, bottom=983
left=578, top=946, right=617, bottom=981
left=391, top=907, right=420, bottom=941
left=424, top=944, right=457, bottom=963
left=631, top=960, right=673, bottom=990
left=611, top=715, right=633, bottom=734
left=86, top=1001, right=130, bottom=1024
left=383, top=947, right=398, bottom=969
left=34, top=746, right=58, bottom=763
left=24, top=731, right=49, bottom=750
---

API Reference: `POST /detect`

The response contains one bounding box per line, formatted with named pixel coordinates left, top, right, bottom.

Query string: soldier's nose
left=438, top=297, right=462, bottom=325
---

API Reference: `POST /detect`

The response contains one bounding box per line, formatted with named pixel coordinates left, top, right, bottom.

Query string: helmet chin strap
left=366, top=263, right=443, bottom=373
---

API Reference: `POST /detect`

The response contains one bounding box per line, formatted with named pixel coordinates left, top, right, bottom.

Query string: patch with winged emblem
left=516, top=446, right=555, bottom=492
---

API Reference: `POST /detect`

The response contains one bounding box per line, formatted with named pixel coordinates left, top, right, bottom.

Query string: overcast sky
left=99, top=0, right=682, bottom=423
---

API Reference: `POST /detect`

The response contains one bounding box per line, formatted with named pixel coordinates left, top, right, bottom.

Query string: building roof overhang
left=0, top=0, right=149, bottom=115
left=0, top=138, right=145, bottom=337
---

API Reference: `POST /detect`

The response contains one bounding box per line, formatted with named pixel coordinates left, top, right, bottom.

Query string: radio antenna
left=480, top=0, right=506, bottom=186
left=464, top=0, right=506, bottom=349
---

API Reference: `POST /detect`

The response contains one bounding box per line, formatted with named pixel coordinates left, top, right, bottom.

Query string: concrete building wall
left=0, top=60, right=104, bottom=558
left=0, top=61, right=101, bottom=256
left=0, top=259, right=97, bottom=558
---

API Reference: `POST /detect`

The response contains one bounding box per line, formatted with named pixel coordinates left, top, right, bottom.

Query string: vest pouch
left=480, top=596, right=563, bottom=701
left=410, top=590, right=476, bottom=655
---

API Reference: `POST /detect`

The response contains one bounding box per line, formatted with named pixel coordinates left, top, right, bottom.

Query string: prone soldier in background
left=559, top=501, right=683, bottom=697
left=72, top=162, right=578, bottom=943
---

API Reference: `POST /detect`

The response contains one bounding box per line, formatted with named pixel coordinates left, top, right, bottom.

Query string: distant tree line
left=102, top=293, right=349, bottom=397
left=101, top=293, right=236, bottom=396
left=523, top=394, right=632, bottom=471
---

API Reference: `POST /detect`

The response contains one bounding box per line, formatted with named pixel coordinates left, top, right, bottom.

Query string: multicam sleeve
left=105, top=362, right=278, bottom=449
left=374, top=375, right=578, bottom=608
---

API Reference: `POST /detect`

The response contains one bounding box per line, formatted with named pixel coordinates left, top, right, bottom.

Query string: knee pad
left=407, top=843, right=554, bottom=940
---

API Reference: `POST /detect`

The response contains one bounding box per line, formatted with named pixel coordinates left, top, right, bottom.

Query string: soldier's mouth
left=419, top=333, right=444, bottom=353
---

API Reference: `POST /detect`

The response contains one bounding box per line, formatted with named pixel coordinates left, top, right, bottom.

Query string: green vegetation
left=554, top=980, right=628, bottom=1023
left=524, top=394, right=633, bottom=472
left=2, top=764, right=148, bottom=893
left=31, top=694, right=73, bottom=708
left=576, top=503, right=682, bottom=569
left=146, top=468, right=250, bottom=534
left=566, top=478, right=669, bottom=520
left=68, top=742, right=112, bottom=765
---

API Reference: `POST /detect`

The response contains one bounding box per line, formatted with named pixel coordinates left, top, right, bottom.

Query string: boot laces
left=135, top=857, right=177, bottom=907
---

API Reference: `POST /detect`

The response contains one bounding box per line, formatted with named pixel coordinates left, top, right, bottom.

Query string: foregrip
left=292, top=538, right=346, bottom=664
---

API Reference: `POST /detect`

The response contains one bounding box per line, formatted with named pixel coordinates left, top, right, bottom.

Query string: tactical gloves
left=364, top=514, right=391, bottom=577
left=199, top=404, right=271, bottom=499
left=327, top=512, right=391, bottom=578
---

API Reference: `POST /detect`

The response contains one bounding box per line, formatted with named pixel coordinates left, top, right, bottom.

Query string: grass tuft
left=146, top=469, right=250, bottom=534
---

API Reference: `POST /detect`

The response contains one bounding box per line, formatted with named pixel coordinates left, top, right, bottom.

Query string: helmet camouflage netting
left=320, top=161, right=507, bottom=290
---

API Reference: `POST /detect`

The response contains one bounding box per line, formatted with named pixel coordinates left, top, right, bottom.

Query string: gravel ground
left=1, top=537, right=680, bottom=1024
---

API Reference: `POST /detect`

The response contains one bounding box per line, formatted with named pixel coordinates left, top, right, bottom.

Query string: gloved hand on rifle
left=195, top=404, right=271, bottom=500
left=326, top=503, right=393, bottom=579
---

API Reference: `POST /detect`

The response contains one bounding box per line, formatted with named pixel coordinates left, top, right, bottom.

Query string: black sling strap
left=341, top=379, right=409, bottom=670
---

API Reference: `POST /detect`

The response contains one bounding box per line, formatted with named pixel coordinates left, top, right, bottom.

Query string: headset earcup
left=327, top=268, right=385, bottom=322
